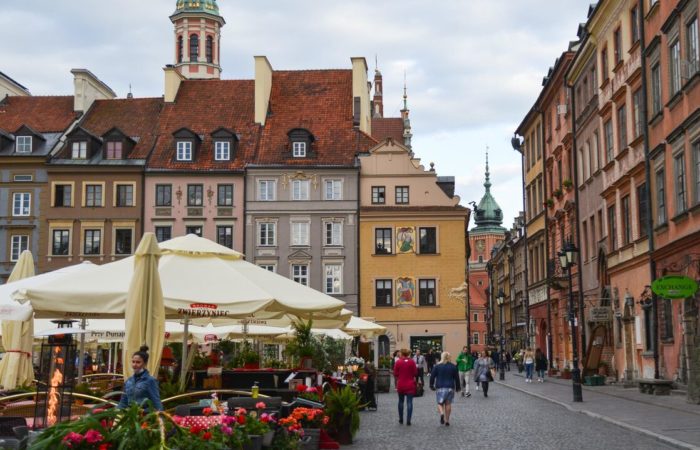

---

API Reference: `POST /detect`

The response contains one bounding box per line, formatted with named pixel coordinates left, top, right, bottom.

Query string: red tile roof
left=371, top=117, right=404, bottom=143
left=147, top=79, right=257, bottom=171
left=80, top=97, right=163, bottom=159
left=0, top=96, right=78, bottom=133
left=254, top=70, right=376, bottom=166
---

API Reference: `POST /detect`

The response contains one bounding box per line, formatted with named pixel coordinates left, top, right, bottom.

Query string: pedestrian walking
left=426, top=349, right=436, bottom=375
left=429, top=352, right=461, bottom=426
left=456, top=346, right=473, bottom=398
left=474, top=352, right=482, bottom=390
left=413, top=349, right=427, bottom=385
left=505, top=351, right=512, bottom=371
left=535, top=348, right=547, bottom=382
left=473, top=352, right=495, bottom=398
left=393, top=348, right=417, bottom=426
left=523, top=347, right=535, bottom=382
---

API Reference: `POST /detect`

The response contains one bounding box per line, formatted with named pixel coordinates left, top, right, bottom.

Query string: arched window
left=206, top=35, right=213, bottom=63
left=177, top=36, right=183, bottom=63
left=189, top=34, right=199, bottom=62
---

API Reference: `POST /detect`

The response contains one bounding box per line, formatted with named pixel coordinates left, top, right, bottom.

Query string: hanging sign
left=589, top=307, right=612, bottom=322
left=651, top=276, right=698, bottom=299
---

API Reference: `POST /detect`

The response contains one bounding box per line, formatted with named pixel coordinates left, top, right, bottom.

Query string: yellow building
left=358, top=138, right=470, bottom=357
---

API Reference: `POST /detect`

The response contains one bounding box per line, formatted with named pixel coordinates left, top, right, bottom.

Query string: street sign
left=589, top=307, right=612, bottom=322
left=651, top=276, right=699, bottom=299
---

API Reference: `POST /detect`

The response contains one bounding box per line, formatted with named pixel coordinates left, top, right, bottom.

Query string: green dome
left=175, top=0, right=220, bottom=14
left=472, top=151, right=505, bottom=233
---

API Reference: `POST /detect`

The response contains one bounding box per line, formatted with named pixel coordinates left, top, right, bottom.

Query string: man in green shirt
left=456, top=346, right=474, bottom=398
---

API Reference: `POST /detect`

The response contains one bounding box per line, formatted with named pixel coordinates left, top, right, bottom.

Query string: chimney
left=71, top=69, right=116, bottom=113
left=351, top=57, right=371, bottom=135
left=164, top=65, right=184, bottom=103
left=254, top=56, right=273, bottom=125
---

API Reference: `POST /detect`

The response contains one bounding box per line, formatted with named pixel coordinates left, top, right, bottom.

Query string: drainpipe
left=512, top=136, right=530, bottom=350
left=542, top=113, right=554, bottom=369
left=242, top=168, right=247, bottom=258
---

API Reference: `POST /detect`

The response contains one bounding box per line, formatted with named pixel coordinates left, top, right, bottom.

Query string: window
left=291, top=264, right=308, bottom=286
left=291, top=221, right=310, bottom=246
left=115, top=229, right=133, bottom=255
left=324, top=264, right=342, bottom=294
left=590, top=215, right=597, bottom=257
left=13, top=174, right=32, bottom=182
left=614, top=28, right=622, bottom=65
left=52, top=229, right=70, bottom=255
left=54, top=184, right=72, bottom=207
left=472, top=333, right=480, bottom=345
left=155, top=185, right=172, bottom=207
left=638, top=183, right=648, bottom=239
left=395, top=186, right=409, bottom=204
left=633, top=89, right=643, bottom=139
left=324, top=180, right=342, bottom=200
left=10, top=235, right=28, bottom=261
left=651, top=64, right=662, bottom=115
left=214, top=141, right=230, bottom=160
left=258, top=264, right=276, bottom=273
left=258, top=180, right=276, bottom=201
left=292, top=141, right=306, bottom=157
left=217, top=225, right=233, bottom=249
left=608, top=205, right=617, bottom=251
left=656, top=169, right=667, bottom=224
left=688, top=18, right=699, bottom=75
left=155, top=226, right=172, bottom=243
left=593, top=130, right=600, bottom=171
left=418, top=279, right=436, bottom=306
left=216, top=184, right=233, bottom=206
left=662, top=300, right=674, bottom=340
left=177, top=35, right=183, bottom=63
left=604, top=119, right=614, bottom=163
left=83, top=229, right=101, bottom=255
left=205, top=35, right=213, bottom=63
left=106, top=141, right=122, bottom=159
left=374, top=228, right=392, bottom=254
left=622, top=195, right=631, bottom=245
left=670, top=40, right=681, bottom=95
left=601, top=47, right=609, bottom=81
left=258, top=222, right=276, bottom=246
left=12, top=192, right=30, bottom=216
left=189, top=34, right=199, bottom=61
left=187, top=184, right=203, bottom=206
left=176, top=141, right=192, bottom=161
left=694, top=142, right=700, bottom=204
left=617, top=104, right=627, bottom=151
left=292, top=180, right=310, bottom=201
left=324, top=221, right=342, bottom=246
left=419, top=227, right=437, bottom=254
left=643, top=305, right=653, bottom=351
left=473, top=313, right=479, bottom=322
left=72, top=141, right=87, bottom=159
left=582, top=221, right=589, bottom=261
left=631, top=6, right=640, bottom=44
left=674, top=153, right=687, bottom=214
left=375, top=280, right=393, bottom=307
left=371, top=186, right=385, bottom=204
left=15, top=136, right=31, bottom=153
left=85, top=184, right=102, bottom=207
left=185, top=225, right=202, bottom=237
left=116, top=184, right=134, bottom=207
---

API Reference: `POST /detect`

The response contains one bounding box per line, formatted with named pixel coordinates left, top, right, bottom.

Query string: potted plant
left=323, top=386, right=360, bottom=445
left=562, top=178, right=573, bottom=190
left=376, top=356, right=392, bottom=392
left=545, top=198, right=555, bottom=209
left=280, top=407, right=326, bottom=449
left=242, top=350, right=261, bottom=370
left=553, top=188, right=564, bottom=199
left=289, top=319, right=315, bottom=368
left=560, top=367, right=572, bottom=379
left=597, top=361, right=609, bottom=376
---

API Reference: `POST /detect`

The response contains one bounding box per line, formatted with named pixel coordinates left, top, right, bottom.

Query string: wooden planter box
left=560, top=371, right=572, bottom=380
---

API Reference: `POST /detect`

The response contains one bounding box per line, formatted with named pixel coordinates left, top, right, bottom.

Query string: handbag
left=415, top=380, right=424, bottom=397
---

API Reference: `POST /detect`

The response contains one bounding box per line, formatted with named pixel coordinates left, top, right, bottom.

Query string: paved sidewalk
left=497, top=371, right=700, bottom=449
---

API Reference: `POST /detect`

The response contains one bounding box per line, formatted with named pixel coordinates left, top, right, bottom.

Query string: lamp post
left=558, top=241, right=583, bottom=402
left=496, top=289, right=506, bottom=381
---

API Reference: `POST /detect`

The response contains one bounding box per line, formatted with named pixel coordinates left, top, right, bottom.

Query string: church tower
left=372, top=61, right=384, bottom=118
left=170, top=0, right=225, bottom=79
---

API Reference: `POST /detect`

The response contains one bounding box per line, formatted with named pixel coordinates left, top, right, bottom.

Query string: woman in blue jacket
left=118, top=346, right=163, bottom=411
left=429, top=352, right=461, bottom=426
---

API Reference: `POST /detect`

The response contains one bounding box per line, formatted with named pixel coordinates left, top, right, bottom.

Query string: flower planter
left=301, top=357, right=313, bottom=370
left=560, top=371, right=572, bottom=380
left=243, top=434, right=263, bottom=450
left=243, top=362, right=260, bottom=369
left=376, top=368, right=391, bottom=393
left=262, top=430, right=275, bottom=447
left=300, top=428, right=320, bottom=450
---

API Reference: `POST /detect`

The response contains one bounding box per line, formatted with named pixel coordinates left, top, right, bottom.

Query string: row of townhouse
left=0, top=0, right=470, bottom=356
left=498, top=0, right=700, bottom=403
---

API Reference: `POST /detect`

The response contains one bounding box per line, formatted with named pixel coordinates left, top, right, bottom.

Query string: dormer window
left=106, top=141, right=123, bottom=159
left=293, top=141, right=307, bottom=158
left=72, top=141, right=87, bottom=159
left=177, top=141, right=193, bottom=161
left=15, top=136, right=32, bottom=153
left=215, top=141, right=230, bottom=160
left=211, top=127, right=237, bottom=161
left=287, top=128, right=315, bottom=158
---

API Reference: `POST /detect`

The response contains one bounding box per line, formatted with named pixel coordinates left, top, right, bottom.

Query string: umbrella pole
left=180, top=316, right=189, bottom=384
left=77, top=318, right=86, bottom=383
left=107, top=343, right=112, bottom=373
left=373, top=336, right=379, bottom=368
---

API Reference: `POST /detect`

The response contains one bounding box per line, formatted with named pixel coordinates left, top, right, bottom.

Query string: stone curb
left=496, top=380, right=700, bottom=450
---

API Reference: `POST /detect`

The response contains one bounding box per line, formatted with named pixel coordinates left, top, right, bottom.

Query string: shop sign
left=589, top=307, right=612, bottom=322
left=651, top=276, right=698, bottom=299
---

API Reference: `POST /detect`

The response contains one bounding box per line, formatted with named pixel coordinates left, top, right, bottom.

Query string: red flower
left=84, top=430, right=104, bottom=444
left=202, top=407, right=213, bottom=416
left=98, top=444, right=111, bottom=450
left=202, top=431, right=212, bottom=440
left=189, top=425, right=202, bottom=435
left=140, top=422, right=149, bottom=430
left=296, top=384, right=308, bottom=392
left=237, top=414, right=246, bottom=425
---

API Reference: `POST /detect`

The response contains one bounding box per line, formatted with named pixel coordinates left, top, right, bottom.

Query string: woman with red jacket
left=393, top=348, right=417, bottom=425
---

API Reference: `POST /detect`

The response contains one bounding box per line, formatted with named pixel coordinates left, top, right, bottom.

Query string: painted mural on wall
left=396, top=277, right=416, bottom=306
left=396, top=227, right=415, bottom=253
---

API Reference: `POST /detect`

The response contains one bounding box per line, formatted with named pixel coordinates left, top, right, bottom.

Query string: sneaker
left=466, top=392, right=472, bottom=398
left=399, top=419, right=403, bottom=425
left=440, top=414, right=444, bottom=424
left=476, top=385, right=480, bottom=391
left=407, top=421, right=411, bottom=426
left=445, top=422, right=450, bottom=426
left=461, top=392, right=465, bottom=397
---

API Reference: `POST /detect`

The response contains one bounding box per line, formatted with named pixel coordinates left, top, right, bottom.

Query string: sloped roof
left=0, top=96, right=78, bottom=133
left=371, top=117, right=404, bottom=143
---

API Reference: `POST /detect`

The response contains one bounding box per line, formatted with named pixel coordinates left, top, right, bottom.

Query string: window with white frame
left=257, top=222, right=276, bottom=246
left=292, top=141, right=306, bottom=157
left=292, top=179, right=310, bottom=200
left=656, top=168, right=667, bottom=224
left=257, top=180, right=276, bottom=201
left=324, top=221, right=342, bottom=246
left=418, top=279, right=437, bottom=306
left=176, top=141, right=193, bottom=161
left=291, top=221, right=310, bottom=246
left=688, top=17, right=699, bottom=74
left=291, top=264, right=309, bottom=286
left=13, top=174, right=32, bottom=182
left=85, top=184, right=103, bottom=207
left=693, top=141, right=700, bottom=205
left=670, top=40, right=681, bottom=95
left=473, top=313, right=479, bottom=322
left=72, top=141, right=87, bottom=159
left=324, top=264, right=342, bottom=294
left=12, top=192, right=30, bottom=216
left=83, top=229, right=101, bottom=255
left=324, top=179, right=342, bottom=200
left=375, top=280, right=393, bottom=306
left=675, top=152, right=687, bottom=214
left=155, top=226, right=172, bottom=243
left=258, top=264, right=276, bottom=273
left=10, top=235, right=28, bottom=261
left=472, top=332, right=480, bottom=345
left=214, top=141, right=230, bottom=161
left=52, top=229, right=70, bottom=256
left=15, top=136, right=31, bottom=153
left=115, top=229, right=133, bottom=255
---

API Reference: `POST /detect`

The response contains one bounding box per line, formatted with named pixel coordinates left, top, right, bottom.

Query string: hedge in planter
left=323, top=386, right=360, bottom=445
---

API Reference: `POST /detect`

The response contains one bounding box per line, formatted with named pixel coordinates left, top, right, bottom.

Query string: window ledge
left=682, top=72, right=700, bottom=92
left=654, top=222, right=669, bottom=233
left=649, top=111, right=664, bottom=127
left=600, top=78, right=610, bottom=90
left=602, top=159, right=615, bottom=172
left=416, top=252, right=440, bottom=256
left=687, top=202, right=700, bottom=215
left=671, top=211, right=689, bottom=224
left=661, top=338, right=675, bottom=345
left=629, top=134, right=644, bottom=148
left=641, top=351, right=655, bottom=358
left=612, top=60, right=624, bottom=73
left=628, top=40, right=641, bottom=55
left=417, top=305, right=439, bottom=308
left=372, top=305, right=395, bottom=309
left=666, top=91, right=683, bottom=111
left=615, top=146, right=630, bottom=161
left=373, top=253, right=396, bottom=257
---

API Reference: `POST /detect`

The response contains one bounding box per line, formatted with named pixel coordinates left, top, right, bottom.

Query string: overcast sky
left=1, top=0, right=588, bottom=228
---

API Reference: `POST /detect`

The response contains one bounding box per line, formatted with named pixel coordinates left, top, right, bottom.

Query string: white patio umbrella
left=343, top=316, right=386, bottom=338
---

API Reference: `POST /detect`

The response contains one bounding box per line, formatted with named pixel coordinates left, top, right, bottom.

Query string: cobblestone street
left=353, top=382, right=676, bottom=450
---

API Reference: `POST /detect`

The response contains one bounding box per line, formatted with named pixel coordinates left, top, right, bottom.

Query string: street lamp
left=558, top=241, right=583, bottom=402
left=496, top=289, right=506, bottom=381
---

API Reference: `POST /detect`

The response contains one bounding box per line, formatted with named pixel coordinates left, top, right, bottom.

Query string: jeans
left=458, top=370, right=471, bottom=393
left=525, top=363, right=534, bottom=380
left=537, top=369, right=546, bottom=379
left=398, top=393, right=413, bottom=422
left=481, top=381, right=489, bottom=395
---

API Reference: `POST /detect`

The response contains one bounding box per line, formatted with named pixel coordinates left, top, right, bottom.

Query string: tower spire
left=372, top=55, right=383, bottom=118
left=402, top=70, right=408, bottom=111
left=484, top=146, right=491, bottom=191
left=400, top=70, right=412, bottom=150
